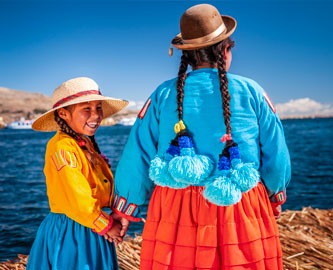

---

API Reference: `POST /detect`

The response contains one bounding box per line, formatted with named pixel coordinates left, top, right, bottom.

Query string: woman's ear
left=223, top=46, right=232, bottom=71
left=223, top=46, right=229, bottom=60
left=57, top=108, right=69, bottom=120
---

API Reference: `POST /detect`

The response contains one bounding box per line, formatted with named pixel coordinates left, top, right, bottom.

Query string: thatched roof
left=0, top=207, right=332, bottom=270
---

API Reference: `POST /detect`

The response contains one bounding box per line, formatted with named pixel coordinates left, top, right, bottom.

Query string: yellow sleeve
left=45, top=139, right=112, bottom=235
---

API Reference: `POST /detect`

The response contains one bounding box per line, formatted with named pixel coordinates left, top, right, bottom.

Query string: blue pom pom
left=168, top=154, right=214, bottom=184
left=178, top=135, right=193, bottom=148
left=166, top=144, right=180, bottom=156
left=180, top=148, right=195, bottom=156
left=218, top=155, right=231, bottom=171
left=229, top=146, right=240, bottom=160
left=203, top=175, right=242, bottom=206
left=230, top=159, right=260, bottom=192
left=149, top=156, right=188, bottom=189
left=149, top=156, right=169, bottom=183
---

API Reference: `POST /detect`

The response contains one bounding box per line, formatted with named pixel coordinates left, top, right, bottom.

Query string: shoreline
left=0, top=207, right=332, bottom=270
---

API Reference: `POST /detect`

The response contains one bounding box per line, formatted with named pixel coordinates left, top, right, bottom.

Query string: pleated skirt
left=27, top=213, right=118, bottom=270
left=140, top=183, right=283, bottom=270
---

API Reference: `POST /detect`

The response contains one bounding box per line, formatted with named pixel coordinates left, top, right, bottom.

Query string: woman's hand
left=111, top=212, right=130, bottom=237
left=103, top=219, right=123, bottom=244
left=270, top=203, right=282, bottom=219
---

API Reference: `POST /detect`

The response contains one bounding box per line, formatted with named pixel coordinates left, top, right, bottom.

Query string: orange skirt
left=140, top=183, right=283, bottom=270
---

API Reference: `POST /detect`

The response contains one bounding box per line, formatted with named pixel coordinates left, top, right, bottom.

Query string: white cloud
left=276, top=98, right=333, bottom=119
left=127, top=98, right=333, bottom=119
left=126, top=100, right=145, bottom=110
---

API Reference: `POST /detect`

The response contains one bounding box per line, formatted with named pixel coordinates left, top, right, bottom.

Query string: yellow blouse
left=44, top=131, right=114, bottom=235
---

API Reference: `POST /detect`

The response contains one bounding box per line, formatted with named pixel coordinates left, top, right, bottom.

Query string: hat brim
left=32, top=95, right=129, bottom=131
left=172, top=15, right=237, bottom=50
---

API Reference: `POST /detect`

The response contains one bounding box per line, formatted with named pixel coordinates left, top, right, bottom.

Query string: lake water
left=0, top=118, right=332, bottom=261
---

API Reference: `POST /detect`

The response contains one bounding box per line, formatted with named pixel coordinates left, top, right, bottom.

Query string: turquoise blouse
left=113, top=68, right=291, bottom=220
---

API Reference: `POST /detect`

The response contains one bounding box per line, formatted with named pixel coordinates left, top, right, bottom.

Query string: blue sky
left=1, top=0, right=333, bottom=116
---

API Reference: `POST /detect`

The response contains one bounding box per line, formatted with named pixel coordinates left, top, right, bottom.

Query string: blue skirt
left=27, top=213, right=118, bottom=270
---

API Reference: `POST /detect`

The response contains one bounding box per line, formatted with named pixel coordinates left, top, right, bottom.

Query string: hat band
left=53, top=90, right=101, bottom=108
left=182, top=23, right=226, bottom=44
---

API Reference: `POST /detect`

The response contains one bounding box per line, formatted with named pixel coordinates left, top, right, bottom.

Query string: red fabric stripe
left=111, top=208, right=142, bottom=222
left=263, top=92, right=276, bottom=113
left=138, top=98, right=151, bottom=119
left=53, top=90, right=101, bottom=108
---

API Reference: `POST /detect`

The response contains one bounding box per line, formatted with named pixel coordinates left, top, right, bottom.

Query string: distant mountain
left=2, top=87, right=331, bottom=126
left=0, top=87, right=51, bottom=124
left=0, top=87, right=139, bottom=126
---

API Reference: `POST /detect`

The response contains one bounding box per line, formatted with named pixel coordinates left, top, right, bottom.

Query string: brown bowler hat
left=171, top=4, right=237, bottom=50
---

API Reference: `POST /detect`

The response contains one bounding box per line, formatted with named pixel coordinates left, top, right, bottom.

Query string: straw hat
left=171, top=4, right=237, bottom=50
left=32, top=77, right=129, bottom=131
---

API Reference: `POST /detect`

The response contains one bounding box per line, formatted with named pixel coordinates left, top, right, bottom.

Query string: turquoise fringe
left=230, top=159, right=259, bottom=192
left=168, top=153, right=214, bottom=185
left=149, top=155, right=189, bottom=189
left=203, top=174, right=242, bottom=206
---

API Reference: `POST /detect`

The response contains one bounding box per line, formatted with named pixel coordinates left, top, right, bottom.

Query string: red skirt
left=140, top=183, right=283, bottom=270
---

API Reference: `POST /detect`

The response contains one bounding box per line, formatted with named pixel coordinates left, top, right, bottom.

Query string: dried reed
left=1, top=207, right=332, bottom=270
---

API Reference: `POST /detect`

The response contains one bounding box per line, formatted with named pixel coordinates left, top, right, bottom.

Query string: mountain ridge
left=0, top=87, right=139, bottom=126
left=1, top=87, right=332, bottom=127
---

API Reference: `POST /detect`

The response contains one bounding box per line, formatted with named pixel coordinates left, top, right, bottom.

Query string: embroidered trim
left=264, top=91, right=276, bottom=113
left=138, top=98, right=151, bottom=119
left=51, top=150, right=77, bottom=171
left=124, top=203, right=137, bottom=216
left=92, top=214, right=113, bottom=236
left=93, top=212, right=110, bottom=232
left=270, top=190, right=286, bottom=205
left=112, top=208, right=141, bottom=222
left=112, top=196, right=141, bottom=222
left=115, top=197, right=126, bottom=212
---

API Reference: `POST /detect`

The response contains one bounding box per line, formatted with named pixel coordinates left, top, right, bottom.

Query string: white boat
left=7, top=118, right=33, bottom=129
left=117, top=117, right=136, bottom=126
left=0, top=117, right=6, bottom=129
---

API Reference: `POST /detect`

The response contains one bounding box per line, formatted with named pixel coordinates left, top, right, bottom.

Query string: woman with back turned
left=112, top=4, right=291, bottom=269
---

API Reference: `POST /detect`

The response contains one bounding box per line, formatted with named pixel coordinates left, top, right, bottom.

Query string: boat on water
left=0, top=117, right=6, bottom=129
left=7, top=118, right=33, bottom=129
left=116, top=117, right=136, bottom=126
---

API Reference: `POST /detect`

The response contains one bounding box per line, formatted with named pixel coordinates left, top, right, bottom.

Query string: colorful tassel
left=203, top=150, right=241, bottom=206
left=149, top=140, right=189, bottom=189
left=229, top=145, right=260, bottom=192
left=168, top=132, right=213, bottom=185
left=203, top=173, right=242, bottom=206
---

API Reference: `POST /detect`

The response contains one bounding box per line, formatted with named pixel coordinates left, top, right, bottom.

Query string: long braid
left=89, top=135, right=101, bottom=154
left=54, top=111, right=82, bottom=142
left=182, top=39, right=234, bottom=137
left=215, top=42, right=232, bottom=136
left=176, top=54, right=188, bottom=121
left=89, top=135, right=111, bottom=167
